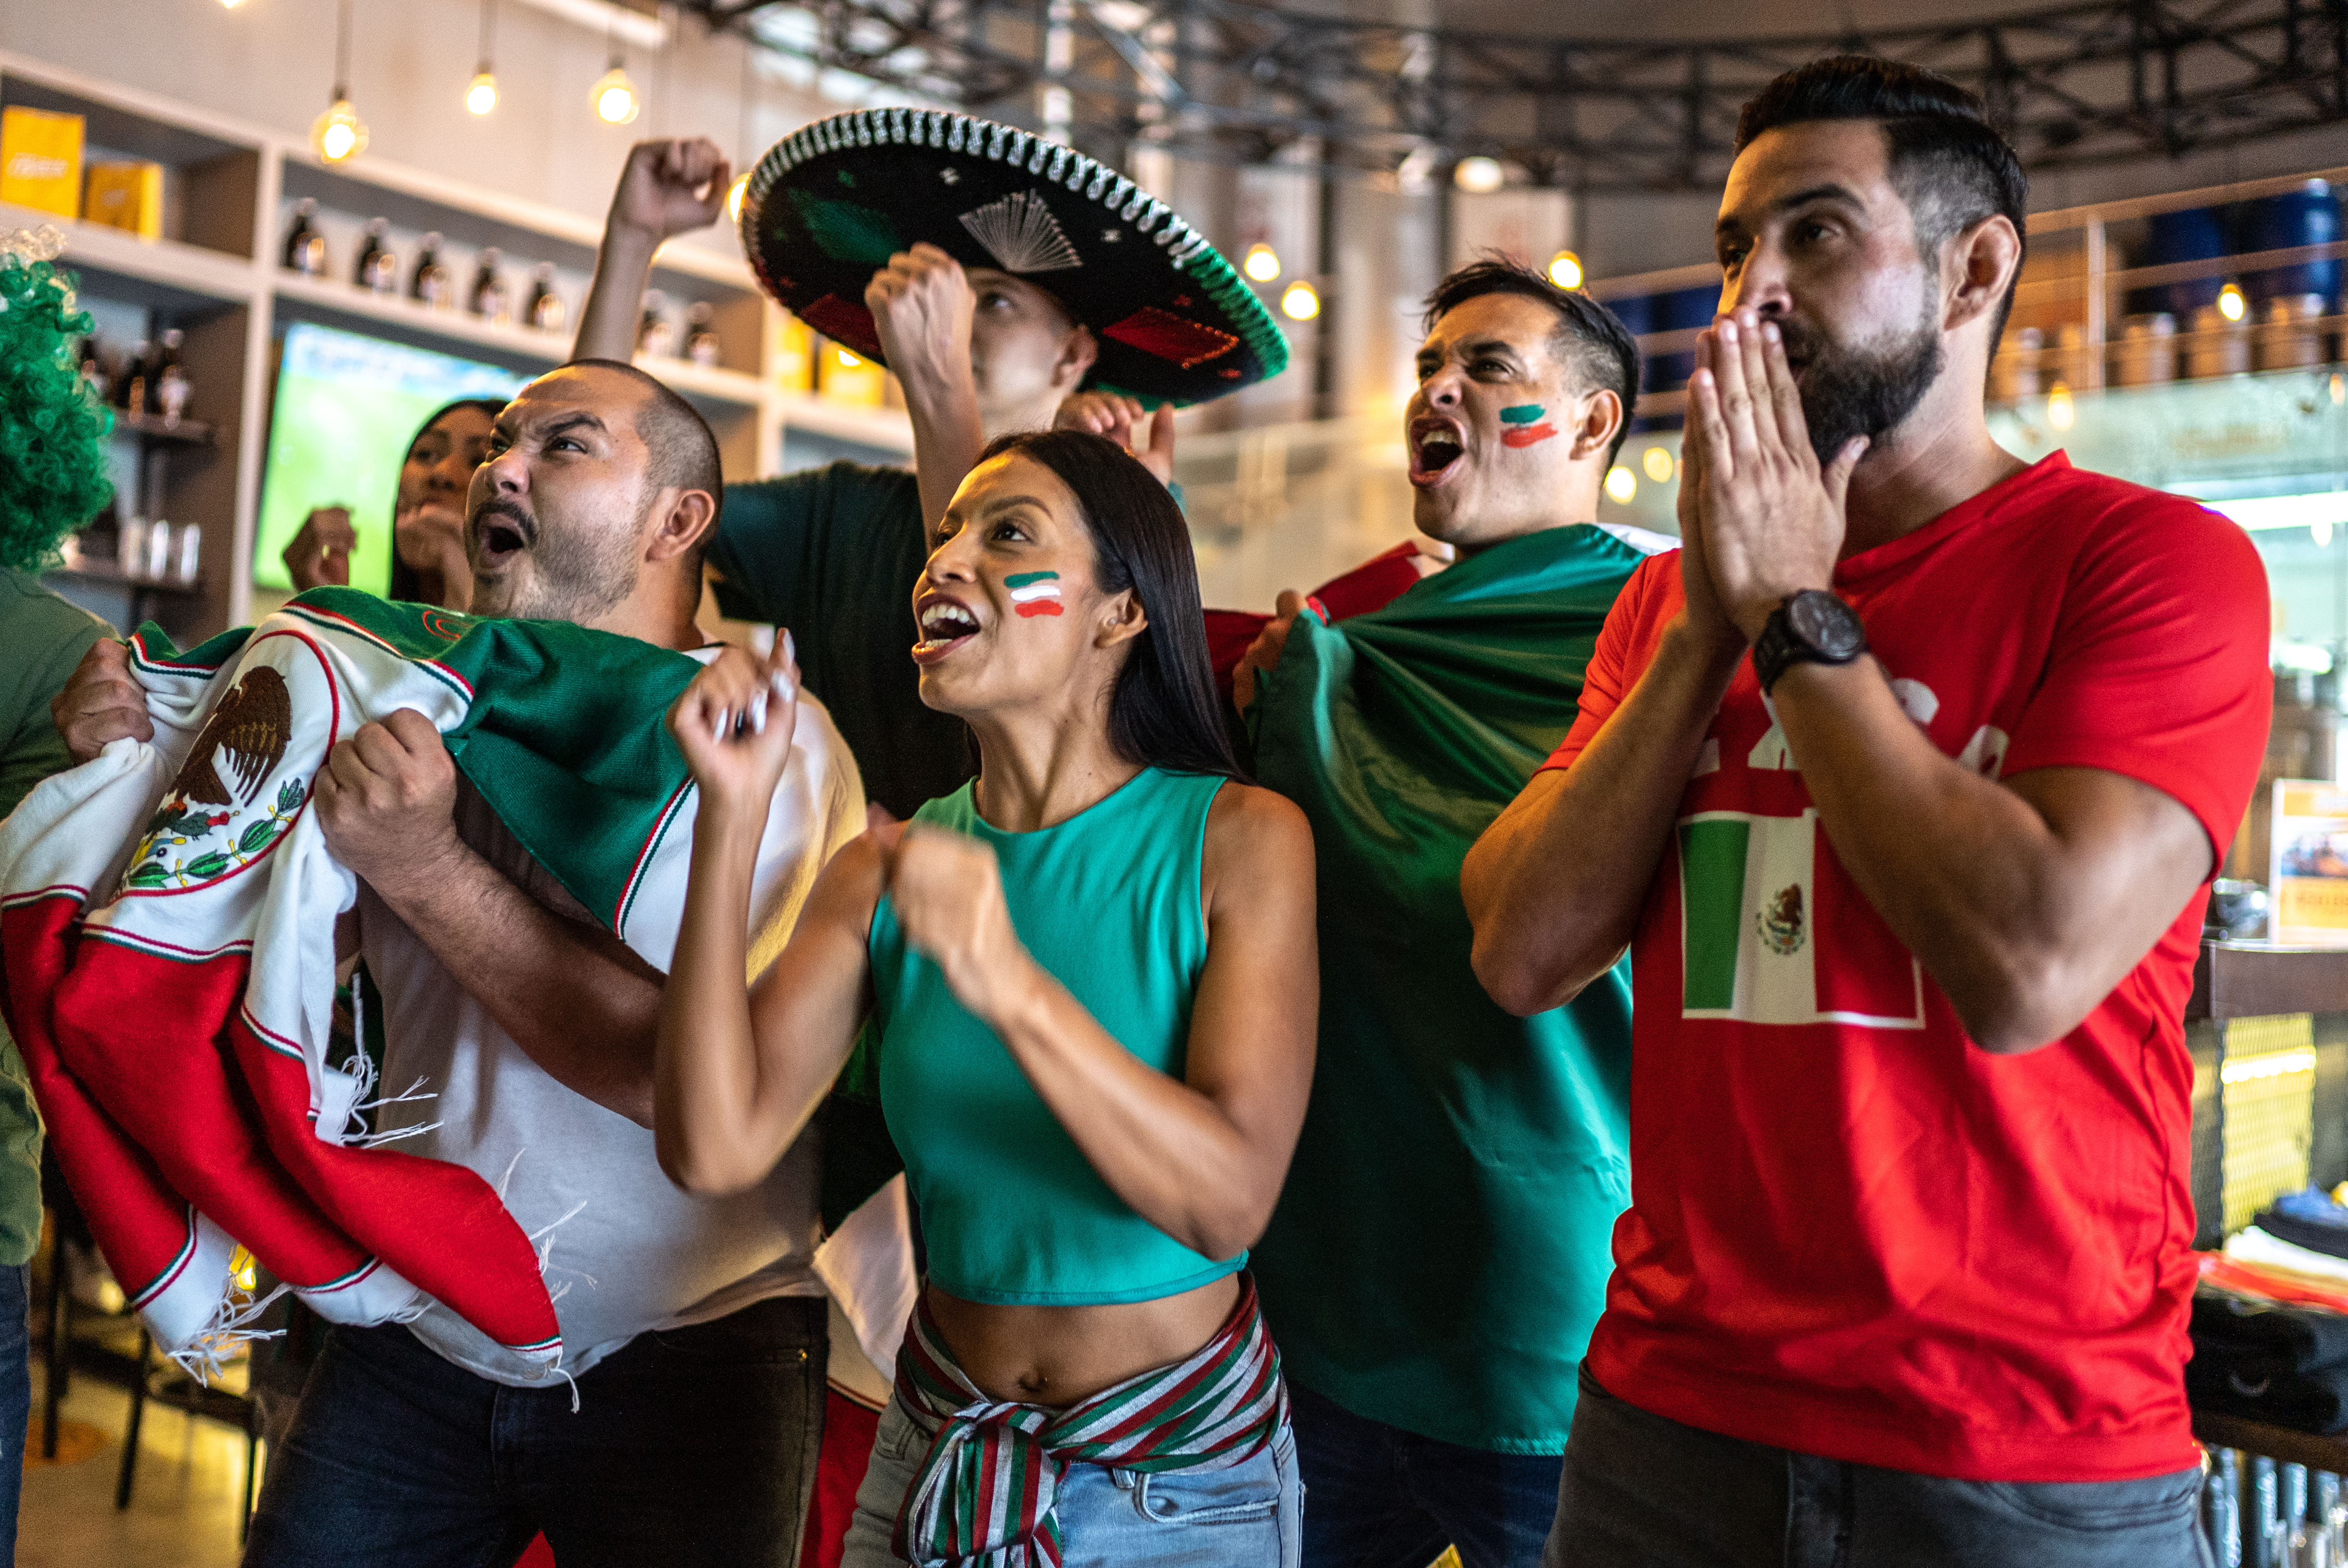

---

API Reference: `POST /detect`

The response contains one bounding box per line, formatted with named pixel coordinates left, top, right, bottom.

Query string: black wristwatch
left=1752, top=590, right=1867, bottom=694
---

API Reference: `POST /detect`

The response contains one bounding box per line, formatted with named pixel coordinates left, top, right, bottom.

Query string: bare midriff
left=922, top=1272, right=1242, bottom=1408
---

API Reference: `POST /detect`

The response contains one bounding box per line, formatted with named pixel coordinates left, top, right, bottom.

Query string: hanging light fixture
left=310, top=0, right=368, bottom=164
left=1453, top=156, right=1505, bottom=194
left=1280, top=280, right=1320, bottom=321
left=2217, top=281, right=2247, bottom=322
left=1548, top=250, right=1585, bottom=290
left=1604, top=466, right=1638, bottom=503
left=592, top=21, right=641, bottom=126
left=726, top=173, right=751, bottom=223
left=1243, top=243, right=1282, bottom=282
left=466, top=0, right=499, bottom=115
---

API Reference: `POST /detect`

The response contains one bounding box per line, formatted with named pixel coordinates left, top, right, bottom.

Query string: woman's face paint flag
left=1500, top=403, right=1559, bottom=448
left=1007, top=571, right=1064, bottom=618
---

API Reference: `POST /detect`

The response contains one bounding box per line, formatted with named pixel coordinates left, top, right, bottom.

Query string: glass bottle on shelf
left=74, top=335, right=112, bottom=405
left=638, top=290, right=677, bottom=358
left=115, top=339, right=152, bottom=416
left=527, top=263, right=565, bottom=333
left=355, top=218, right=399, bottom=295
left=685, top=300, right=721, bottom=367
left=411, top=232, right=454, bottom=309
left=154, top=329, right=191, bottom=424
left=283, top=198, right=328, bottom=277
left=468, top=247, right=509, bottom=325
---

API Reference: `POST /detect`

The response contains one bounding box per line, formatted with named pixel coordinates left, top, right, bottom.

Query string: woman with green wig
left=0, top=228, right=117, bottom=1555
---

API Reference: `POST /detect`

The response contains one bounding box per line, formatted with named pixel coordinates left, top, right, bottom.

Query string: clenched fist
left=312, top=709, right=463, bottom=900
left=51, top=639, right=152, bottom=763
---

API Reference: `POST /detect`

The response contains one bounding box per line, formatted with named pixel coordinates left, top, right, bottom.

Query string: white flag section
left=1676, top=808, right=1926, bottom=1030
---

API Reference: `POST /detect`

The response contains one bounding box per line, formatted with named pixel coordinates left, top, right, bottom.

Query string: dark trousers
left=1547, top=1365, right=2211, bottom=1568
left=244, top=1296, right=826, bottom=1568
left=0, top=1262, right=26, bottom=1560
left=1290, top=1379, right=1565, bottom=1568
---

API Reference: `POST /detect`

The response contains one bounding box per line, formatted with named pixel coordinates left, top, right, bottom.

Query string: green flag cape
left=1245, top=524, right=1649, bottom=1453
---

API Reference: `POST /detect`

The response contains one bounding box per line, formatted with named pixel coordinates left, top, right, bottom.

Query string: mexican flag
left=1676, top=809, right=1926, bottom=1029
left=0, top=590, right=726, bottom=1372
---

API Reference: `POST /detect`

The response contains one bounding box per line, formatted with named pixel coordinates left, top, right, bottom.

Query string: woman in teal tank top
left=654, top=430, right=1319, bottom=1567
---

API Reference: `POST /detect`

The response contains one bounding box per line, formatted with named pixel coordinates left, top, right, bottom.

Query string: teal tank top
left=868, top=767, right=1242, bottom=1307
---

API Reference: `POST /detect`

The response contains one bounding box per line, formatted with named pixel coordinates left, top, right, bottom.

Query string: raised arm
left=655, top=642, right=877, bottom=1194
left=865, top=245, right=985, bottom=541
left=314, top=710, right=664, bottom=1122
left=887, top=782, right=1317, bottom=1261
left=574, top=138, right=732, bottom=365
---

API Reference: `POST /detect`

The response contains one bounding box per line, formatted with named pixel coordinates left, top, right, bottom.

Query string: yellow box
left=0, top=106, right=85, bottom=219
left=83, top=160, right=163, bottom=239
left=816, top=339, right=886, bottom=409
left=772, top=312, right=814, bottom=394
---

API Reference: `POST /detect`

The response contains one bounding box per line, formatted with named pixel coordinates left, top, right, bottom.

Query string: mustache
left=469, top=497, right=538, bottom=546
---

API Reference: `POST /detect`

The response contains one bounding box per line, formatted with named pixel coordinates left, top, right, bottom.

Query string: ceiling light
left=2217, top=282, right=2247, bottom=322
left=1280, top=281, right=1320, bottom=321
left=1548, top=250, right=1585, bottom=290
left=1243, top=243, right=1281, bottom=282
left=1642, top=446, right=1675, bottom=483
left=727, top=172, right=750, bottom=223
left=1453, top=156, right=1505, bottom=194
left=593, top=65, right=641, bottom=125
left=1604, top=466, right=1637, bottom=503
left=466, top=70, right=499, bottom=115
left=312, top=95, right=367, bottom=163
left=2045, top=383, right=2074, bottom=431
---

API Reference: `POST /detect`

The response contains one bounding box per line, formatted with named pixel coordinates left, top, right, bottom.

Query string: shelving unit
left=0, top=49, right=912, bottom=644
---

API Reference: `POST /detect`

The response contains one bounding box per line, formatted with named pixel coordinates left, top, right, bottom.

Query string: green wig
left=0, top=250, right=114, bottom=573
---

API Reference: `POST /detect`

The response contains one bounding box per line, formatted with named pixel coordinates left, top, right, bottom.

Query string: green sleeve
left=0, top=610, right=104, bottom=820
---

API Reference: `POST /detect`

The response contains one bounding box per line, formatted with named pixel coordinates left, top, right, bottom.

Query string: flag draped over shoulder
left=1243, top=523, right=1660, bottom=1451
left=0, top=589, right=710, bottom=1375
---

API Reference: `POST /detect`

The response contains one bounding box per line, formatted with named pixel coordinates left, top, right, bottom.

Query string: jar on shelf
left=2186, top=303, right=2252, bottom=377
left=685, top=300, right=721, bottom=367
left=2255, top=294, right=2329, bottom=372
left=1990, top=325, right=2043, bottom=402
left=2114, top=313, right=2177, bottom=387
left=527, top=263, right=565, bottom=332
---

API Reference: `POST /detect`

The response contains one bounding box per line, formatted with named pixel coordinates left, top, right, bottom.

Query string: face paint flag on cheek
left=1500, top=403, right=1559, bottom=448
left=1007, top=570, right=1065, bottom=617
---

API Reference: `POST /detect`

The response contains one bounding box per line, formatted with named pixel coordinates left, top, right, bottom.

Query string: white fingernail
left=714, top=708, right=729, bottom=736
left=751, top=692, right=768, bottom=734
left=781, top=629, right=796, bottom=667
left=769, top=668, right=795, bottom=701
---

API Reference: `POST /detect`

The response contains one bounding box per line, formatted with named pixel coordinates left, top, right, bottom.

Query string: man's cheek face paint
left=1006, top=570, right=1064, bottom=618
left=1499, top=403, right=1559, bottom=448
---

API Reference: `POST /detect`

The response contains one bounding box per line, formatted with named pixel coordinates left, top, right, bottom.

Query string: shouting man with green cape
left=1232, top=259, right=1664, bottom=1568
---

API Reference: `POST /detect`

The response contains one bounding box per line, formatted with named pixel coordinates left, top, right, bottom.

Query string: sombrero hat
left=739, top=109, right=1289, bottom=408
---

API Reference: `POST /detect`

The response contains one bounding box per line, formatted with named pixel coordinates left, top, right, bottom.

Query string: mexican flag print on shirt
left=1007, top=572, right=1063, bottom=617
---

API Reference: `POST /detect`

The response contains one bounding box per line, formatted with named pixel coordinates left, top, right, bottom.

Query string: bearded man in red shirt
left=1462, top=55, right=2271, bottom=1568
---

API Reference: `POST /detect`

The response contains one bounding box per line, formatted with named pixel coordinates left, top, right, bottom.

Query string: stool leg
left=115, top=1328, right=149, bottom=1510
left=242, top=1428, right=259, bottom=1543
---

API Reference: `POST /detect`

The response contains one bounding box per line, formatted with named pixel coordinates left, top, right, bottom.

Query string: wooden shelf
left=110, top=411, right=214, bottom=446
left=0, top=201, right=256, bottom=307
left=774, top=391, right=915, bottom=454
left=48, top=559, right=204, bottom=595
left=2195, top=1408, right=2348, bottom=1471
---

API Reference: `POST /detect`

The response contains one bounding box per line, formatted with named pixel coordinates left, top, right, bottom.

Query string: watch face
left=1787, top=591, right=1865, bottom=660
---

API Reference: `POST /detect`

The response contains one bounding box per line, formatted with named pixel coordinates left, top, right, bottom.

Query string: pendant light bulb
left=467, top=69, right=499, bottom=116
left=312, top=92, right=367, bottom=163
left=1280, top=280, right=1320, bottom=321
left=592, top=65, right=641, bottom=126
left=726, top=173, right=751, bottom=223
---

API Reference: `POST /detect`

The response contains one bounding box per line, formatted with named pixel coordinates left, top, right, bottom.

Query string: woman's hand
left=668, top=633, right=801, bottom=818
left=283, top=507, right=356, bottom=590
left=394, top=501, right=474, bottom=608
left=882, top=824, right=1037, bottom=1025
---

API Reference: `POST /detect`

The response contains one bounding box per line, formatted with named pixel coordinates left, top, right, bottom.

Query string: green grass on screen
left=254, top=323, right=527, bottom=594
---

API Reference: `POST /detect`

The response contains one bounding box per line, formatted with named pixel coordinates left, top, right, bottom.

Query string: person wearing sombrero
left=573, top=120, right=1286, bottom=825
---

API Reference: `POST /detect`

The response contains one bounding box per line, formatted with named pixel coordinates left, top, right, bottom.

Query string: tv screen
left=254, top=322, right=528, bottom=594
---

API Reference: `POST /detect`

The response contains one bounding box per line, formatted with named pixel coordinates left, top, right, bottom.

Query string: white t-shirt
left=359, top=673, right=865, bottom=1387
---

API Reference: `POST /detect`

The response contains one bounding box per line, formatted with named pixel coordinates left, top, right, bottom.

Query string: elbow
left=1470, top=926, right=1578, bottom=1018
left=1946, top=955, right=2091, bottom=1057
left=655, top=1133, right=769, bottom=1199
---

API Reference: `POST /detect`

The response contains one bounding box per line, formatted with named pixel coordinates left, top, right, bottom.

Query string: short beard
left=467, top=501, right=640, bottom=624
left=1781, top=302, right=1944, bottom=467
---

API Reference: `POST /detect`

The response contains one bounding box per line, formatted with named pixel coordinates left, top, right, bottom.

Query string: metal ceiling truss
left=685, top=0, right=2348, bottom=191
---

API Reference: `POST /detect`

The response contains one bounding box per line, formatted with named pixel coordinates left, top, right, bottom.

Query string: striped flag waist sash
left=890, top=1273, right=1287, bottom=1568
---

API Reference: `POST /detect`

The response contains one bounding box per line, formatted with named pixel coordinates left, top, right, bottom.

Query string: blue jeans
left=1288, top=1381, right=1562, bottom=1568
left=840, top=1387, right=1304, bottom=1567
left=1548, top=1364, right=2213, bottom=1568
left=0, top=1262, right=27, bottom=1561
left=244, top=1296, right=826, bottom=1568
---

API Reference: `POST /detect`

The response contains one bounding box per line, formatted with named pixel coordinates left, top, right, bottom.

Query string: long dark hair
left=976, top=428, right=1244, bottom=782
left=387, top=397, right=506, bottom=602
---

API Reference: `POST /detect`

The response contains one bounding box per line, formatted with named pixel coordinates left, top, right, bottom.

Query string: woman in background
left=656, top=430, right=1320, bottom=1567
left=280, top=395, right=502, bottom=608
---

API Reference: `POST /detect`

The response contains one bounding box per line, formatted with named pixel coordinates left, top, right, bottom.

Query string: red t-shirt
left=1543, top=453, right=2271, bottom=1482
